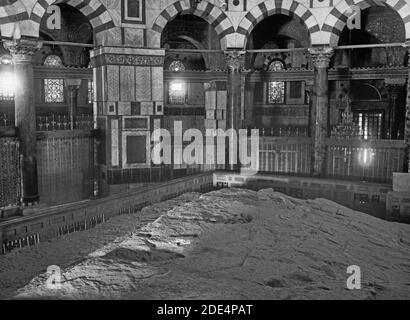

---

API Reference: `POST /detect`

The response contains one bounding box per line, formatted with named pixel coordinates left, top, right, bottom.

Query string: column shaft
left=224, top=50, right=245, bottom=171
left=4, top=39, right=42, bottom=206
left=65, top=79, right=82, bottom=130
left=405, top=50, right=410, bottom=171
left=308, top=48, right=334, bottom=176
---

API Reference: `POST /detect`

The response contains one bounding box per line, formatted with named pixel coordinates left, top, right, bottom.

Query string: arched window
left=43, top=55, right=64, bottom=103
left=169, top=60, right=186, bottom=72
left=267, top=60, right=286, bottom=104
left=44, top=55, right=64, bottom=67
left=268, top=59, right=285, bottom=71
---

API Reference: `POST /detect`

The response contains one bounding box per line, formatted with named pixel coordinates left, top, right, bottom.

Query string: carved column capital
left=224, top=50, right=246, bottom=72
left=65, top=79, right=82, bottom=90
left=3, top=39, right=43, bottom=64
left=308, top=47, right=334, bottom=68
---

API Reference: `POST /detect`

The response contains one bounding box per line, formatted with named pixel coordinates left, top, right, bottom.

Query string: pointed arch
left=322, top=0, right=410, bottom=46
left=0, top=0, right=29, bottom=39
left=151, top=0, right=235, bottom=50
left=236, top=0, right=321, bottom=48
left=25, top=0, right=115, bottom=38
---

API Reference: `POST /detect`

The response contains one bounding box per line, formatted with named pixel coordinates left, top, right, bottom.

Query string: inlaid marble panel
left=107, top=65, right=120, bottom=102
left=135, top=66, right=152, bottom=101
left=120, top=66, right=135, bottom=102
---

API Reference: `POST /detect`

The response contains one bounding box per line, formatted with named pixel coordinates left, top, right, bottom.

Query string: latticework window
left=44, top=55, right=63, bottom=67
left=0, top=55, right=14, bottom=101
left=268, top=60, right=285, bottom=104
left=268, top=82, right=285, bottom=104
left=44, top=79, right=64, bottom=103
left=88, top=80, right=94, bottom=104
left=169, top=60, right=186, bottom=72
left=168, top=82, right=186, bottom=105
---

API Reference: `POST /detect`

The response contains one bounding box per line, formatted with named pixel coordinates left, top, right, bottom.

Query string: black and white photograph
left=0, top=0, right=409, bottom=311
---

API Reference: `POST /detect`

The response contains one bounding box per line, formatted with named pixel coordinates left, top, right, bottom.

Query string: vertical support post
left=4, top=39, right=42, bottom=206
left=405, top=42, right=410, bottom=172
left=308, top=47, right=334, bottom=176
left=65, top=79, right=82, bottom=130
left=224, top=50, right=245, bottom=171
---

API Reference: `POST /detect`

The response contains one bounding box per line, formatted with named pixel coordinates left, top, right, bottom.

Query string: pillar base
left=21, top=196, right=40, bottom=207
left=21, top=204, right=41, bottom=216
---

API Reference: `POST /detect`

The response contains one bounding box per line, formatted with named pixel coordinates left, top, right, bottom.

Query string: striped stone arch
left=322, top=0, right=410, bottom=46
left=27, top=0, right=115, bottom=37
left=151, top=0, right=235, bottom=50
left=236, top=0, right=321, bottom=48
left=0, top=0, right=29, bottom=38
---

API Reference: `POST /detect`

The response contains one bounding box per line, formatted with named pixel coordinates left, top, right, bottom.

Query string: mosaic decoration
left=44, top=79, right=64, bottom=103
left=44, top=55, right=63, bottom=67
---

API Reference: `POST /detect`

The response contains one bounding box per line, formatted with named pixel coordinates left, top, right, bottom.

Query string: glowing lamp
left=0, top=71, right=18, bottom=98
left=358, top=148, right=374, bottom=166
left=170, top=82, right=184, bottom=92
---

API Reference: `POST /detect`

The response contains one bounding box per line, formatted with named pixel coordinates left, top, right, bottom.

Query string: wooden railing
left=325, top=139, right=406, bottom=183
left=36, top=130, right=96, bottom=207
left=248, top=137, right=407, bottom=183
left=0, top=136, right=20, bottom=208
left=257, top=137, right=313, bottom=175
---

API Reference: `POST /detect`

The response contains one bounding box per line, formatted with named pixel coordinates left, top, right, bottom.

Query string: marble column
left=405, top=42, right=410, bottom=172
left=4, top=39, right=42, bottom=206
left=65, top=79, right=82, bottom=130
left=224, top=50, right=245, bottom=171
left=308, top=47, right=334, bottom=176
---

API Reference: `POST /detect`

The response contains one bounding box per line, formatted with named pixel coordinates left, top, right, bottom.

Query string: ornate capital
left=308, top=47, right=334, bottom=68
left=65, top=79, right=82, bottom=90
left=224, top=50, right=246, bottom=72
left=3, top=39, right=43, bottom=64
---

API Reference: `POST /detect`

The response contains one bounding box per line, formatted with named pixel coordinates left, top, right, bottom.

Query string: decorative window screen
left=268, top=82, right=285, bottom=104
left=44, top=79, right=64, bottom=103
left=268, top=60, right=286, bottom=104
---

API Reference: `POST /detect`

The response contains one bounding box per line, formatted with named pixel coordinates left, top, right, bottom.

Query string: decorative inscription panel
left=93, top=54, right=164, bottom=67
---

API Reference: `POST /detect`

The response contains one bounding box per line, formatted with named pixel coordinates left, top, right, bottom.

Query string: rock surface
left=1, top=188, right=410, bottom=300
